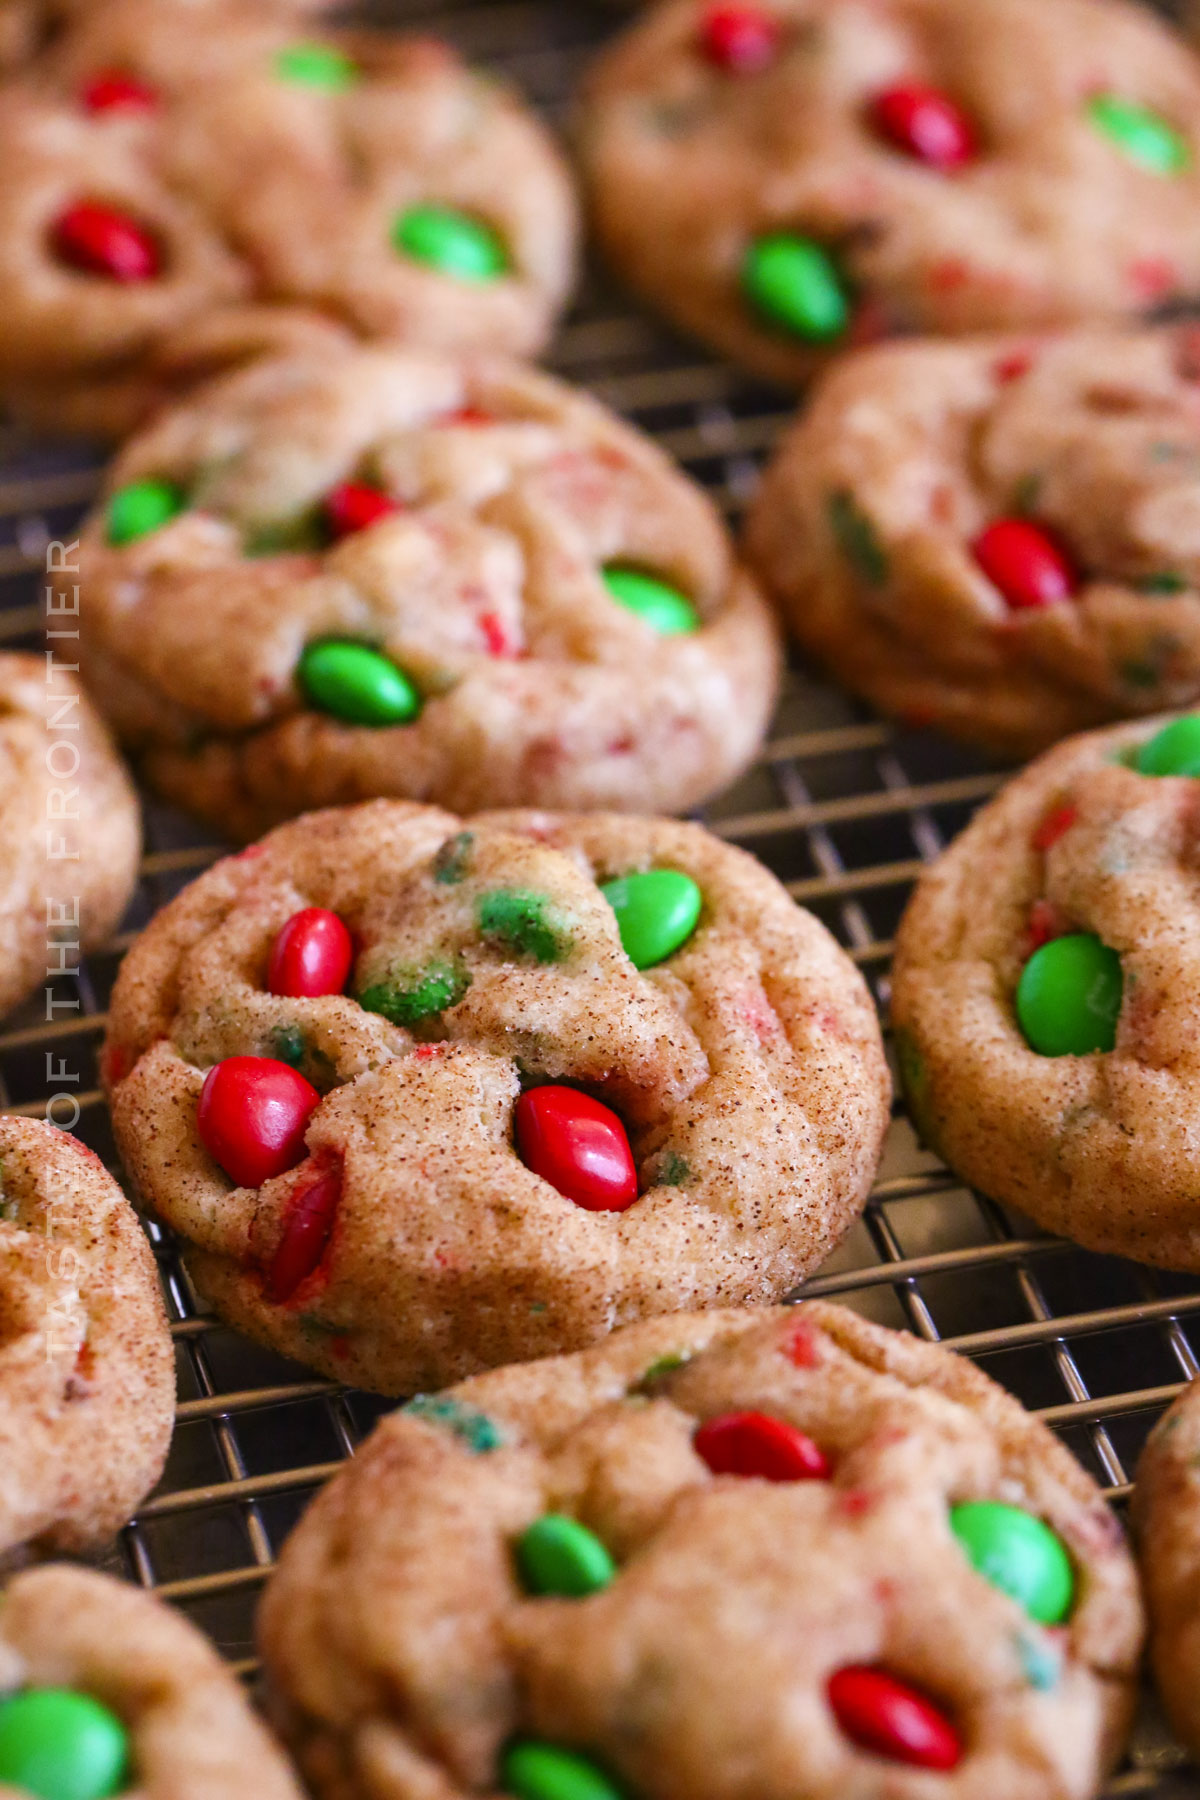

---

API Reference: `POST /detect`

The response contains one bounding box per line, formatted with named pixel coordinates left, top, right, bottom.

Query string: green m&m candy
left=950, top=1502, right=1075, bottom=1626
left=0, top=1689, right=129, bottom=1800
left=299, top=641, right=421, bottom=726
left=392, top=205, right=509, bottom=281
left=601, top=566, right=699, bottom=636
left=516, top=1515, right=616, bottom=1598
left=1015, top=933, right=1123, bottom=1058
left=1087, top=94, right=1189, bottom=175
left=742, top=233, right=848, bottom=341
left=1135, top=714, right=1200, bottom=777
left=276, top=42, right=358, bottom=89
left=501, top=1742, right=624, bottom=1800
left=106, top=478, right=184, bottom=546
left=601, top=870, right=702, bottom=970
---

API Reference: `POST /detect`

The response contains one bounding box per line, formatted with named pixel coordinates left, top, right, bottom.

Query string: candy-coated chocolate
left=1015, top=933, right=1123, bottom=1057
left=0, top=1688, right=129, bottom=1800
left=478, top=890, right=568, bottom=963
left=1088, top=93, right=1189, bottom=175
left=602, top=565, right=700, bottom=635
left=1135, top=714, right=1200, bottom=777
left=392, top=204, right=509, bottom=281
left=871, top=83, right=976, bottom=170
left=501, top=1742, right=625, bottom=1800
left=359, top=961, right=471, bottom=1026
left=266, top=1164, right=342, bottom=1302
left=516, top=1515, right=616, bottom=1597
left=267, top=908, right=353, bottom=999
left=515, top=1086, right=639, bottom=1212
left=828, top=1666, right=962, bottom=1769
left=701, top=4, right=782, bottom=73
left=324, top=481, right=402, bottom=540
left=197, top=1056, right=320, bottom=1188
left=601, top=869, right=702, bottom=969
left=299, top=641, right=421, bottom=727
left=82, top=70, right=158, bottom=113
left=972, top=518, right=1077, bottom=610
left=52, top=201, right=160, bottom=281
left=276, top=42, right=359, bottom=90
left=743, top=234, right=848, bottom=341
left=950, top=1500, right=1075, bottom=1625
left=694, top=1410, right=830, bottom=1481
left=105, top=478, right=184, bottom=546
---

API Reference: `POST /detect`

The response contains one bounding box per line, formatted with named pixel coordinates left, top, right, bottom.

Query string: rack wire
left=1, top=0, right=1198, bottom=1792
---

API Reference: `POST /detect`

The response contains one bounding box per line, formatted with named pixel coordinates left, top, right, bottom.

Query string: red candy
left=267, top=908, right=353, bottom=999
left=972, top=519, right=1077, bottom=611
left=324, top=481, right=402, bottom=540
left=266, top=1162, right=342, bottom=1303
left=871, top=83, right=976, bottom=170
left=701, top=3, right=782, bottom=72
left=82, top=70, right=159, bottom=113
left=197, top=1056, right=320, bottom=1188
left=694, top=1411, right=831, bottom=1481
left=53, top=201, right=160, bottom=281
left=515, top=1086, right=638, bottom=1212
left=828, top=1667, right=962, bottom=1770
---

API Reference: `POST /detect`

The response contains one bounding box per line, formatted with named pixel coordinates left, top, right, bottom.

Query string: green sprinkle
left=106, top=478, right=184, bottom=546
left=601, top=566, right=700, bottom=636
left=403, top=1394, right=503, bottom=1453
left=478, top=890, right=567, bottom=964
left=657, top=1152, right=691, bottom=1188
left=276, top=42, right=359, bottom=89
left=244, top=511, right=328, bottom=558
left=636, top=1351, right=690, bottom=1387
left=1120, top=659, right=1162, bottom=690
left=1135, top=714, right=1200, bottom=776
left=601, top=870, right=702, bottom=969
left=433, top=831, right=475, bottom=885
left=1016, top=934, right=1123, bottom=1058
left=828, top=491, right=888, bottom=585
left=392, top=204, right=509, bottom=281
left=743, top=233, right=849, bottom=341
left=1138, top=572, right=1188, bottom=594
left=269, top=1024, right=307, bottom=1069
left=1012, top=473, right=1042, bottom=516
left=299, top=640, right=422, bottom=727
left=516, top=1516, right=616, bottom=1598
left=1015, top=1632, right=1061, bottom=1691
left=358, top=961, right=470, bottom=1027
left=1087, top=93, right=1189, bottom=175
left=0, top=1689, right=129, bottom=1800
left=501, top=1743, right=625, bottom=1800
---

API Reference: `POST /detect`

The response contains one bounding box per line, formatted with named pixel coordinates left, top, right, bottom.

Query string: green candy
left=1087, top=94, right=1189, bottom=175
left=516, top=1516, right=616, bottom=1598
left=0, top=1689, right=129, bottom=1800
left=276, top=42, right=358, bottom=89
left=501, top=1743, right=624, bottom=1800
left=393, top=205, right=508, bottom=282
left=742, top=234, right=848, bottom=341
left=299, top=641, right=421, bottom=727
left=1135, top=714, right=1200, bottom=777
left=359, top=961, right=470, bottom=1026
left=601, top=870, right=701, bottom=969
left=478, top=890, right=566, bottom=964
left=950, top=1502, right=1075, bottom=1626
left=1015, top=933, right=1123, bottom=1058
left=105, top=479, right=184, bottom=546
left=402, top=1394, right=503, bottom=1453
left=433, top=831, right=475, bottom=885
left=601, top=566, right=699, bottom=636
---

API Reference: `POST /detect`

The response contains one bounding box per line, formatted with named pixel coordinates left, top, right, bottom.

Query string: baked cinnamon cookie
left=104, top=802, right=889, bottom=1393
left=0, top=1564, right=304, bottom=1798
left=0, top=0, right=344, bottom=72
left=746, top=326, right=1200, bottom=758
left=259, top=1302, right=1143, bottom=1800
left=0, top=651, right=139, bottom=1020
left=580, top=0, right=1200, bottom=387
left=892, top=709, right=1200, bottom=1266
left=79, top=346, right=781, bottom=836
left=0, top=1117, right=173, bottom=1558
left=1132, top=1378, right=1200, bottom=1760
left=0, top=0, right=577, bottom=435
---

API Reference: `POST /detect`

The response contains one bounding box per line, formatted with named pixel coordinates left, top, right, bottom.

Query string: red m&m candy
left=828, top=1666, right=962, bottom=1769
left=694, top=1410, right=830, bottom=1481
left=267, top=908, right=353, bottom=999
left=52, top=201, right=160, bottom=281
left=701, top=3, right=782, bottom=72
left=324, top=482, right=402, bottom=541
left=266, top=1162, right=342, bottom=1302
left=871, top=83, right=976, bottom=170
left=973, top=519, right=1077, bottom=610
left=197, top=1056, right=320, bottom=1188
left=82, top=70, right=159, bottom=113
left=515, top=1086, right=638, bottom=1212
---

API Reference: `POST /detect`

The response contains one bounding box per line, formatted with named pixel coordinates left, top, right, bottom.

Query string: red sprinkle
left=480, top=611, right=516, bottom=657
left=870, top=83, right=976, bottom=171
left=266, top=1161, right=342, bottom=1303
left=324, top=481, right=402, bottom=541
left=1033, top=804, right=1077, bottom=853
left=515, top=1086, right=639, bottom=1213
left=694, top=1411, right=831, bottom=1481
left=837, top=1490, right=875, bottom=1518
left=446, top=406, right=494, bottom=427
left=52, top=201, right=160, bottom=281
left=783, top=1318, right=820, bottom=1367
left=1027, top=898, right=1060, bottom=953
left=197, top=1057, right=320, bottom=1189
left=929, top=257, right=971, bottom=294
left=828, top=1666, right=963, bottom=1770
left=82, top=70, right=159, bottom=113
left=700, top=3, right=782, bottom=72
left=101, top=1042, right=132, bottom=1088
left=973, top=518, right=1077, bottom=610
left=993, top=349, right=1034, bottom=385
left=267, top=908, right=354, bottom=1000
left=1129, top=256, right=1177, bottom=302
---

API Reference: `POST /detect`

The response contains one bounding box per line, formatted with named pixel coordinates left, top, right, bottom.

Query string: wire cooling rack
left=1, top=0, right=1198, bottom=1793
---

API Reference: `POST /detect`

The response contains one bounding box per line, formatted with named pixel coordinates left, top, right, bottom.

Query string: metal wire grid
left=0, top=0, right=1196, bottom=1791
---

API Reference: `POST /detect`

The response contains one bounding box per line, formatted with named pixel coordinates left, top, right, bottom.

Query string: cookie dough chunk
left=259, top=1302, right=1143, bottom=1800
left=104, top=803, right=889, bottom=1393
left=0, top=1564, right=304, bottom=1797
left=79, top=346, right=781, bottom=835
left=0, top=0, right=578, bottom=435
left=746, top=326, right=1200, bottom=758
left=0, top=1118, right=173, bottom=1558
left=1132, top=1378, right=1200, bottom=1759
left=580, top=0, right=1200, bottom=387
left=892, top=710, right=1200, bottom=1266
left=0, top=651, right=139, bottom=1019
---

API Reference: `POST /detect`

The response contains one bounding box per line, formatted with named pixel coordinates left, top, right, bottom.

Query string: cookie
left=0, top=1564, right=304, bottom=1798
left=580, top=0, right=1200, bottom=387
left=891, top=709, right=1200, bottom=1267
left=745, top=326, right=1200, bottom=758
left=0, top=1117, right=173, bottom=1558
left=0, top=0, right=578, bottom=436
left=258, top=1301, right=1142, bottom=1800
left=0, top=651, right=140, bottom=1020
left=103, top=802, right=890, bottom=1394
left=78, top=345, right=782, bottom=836
left=1132, top=1379, right=1200, bottom=1759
